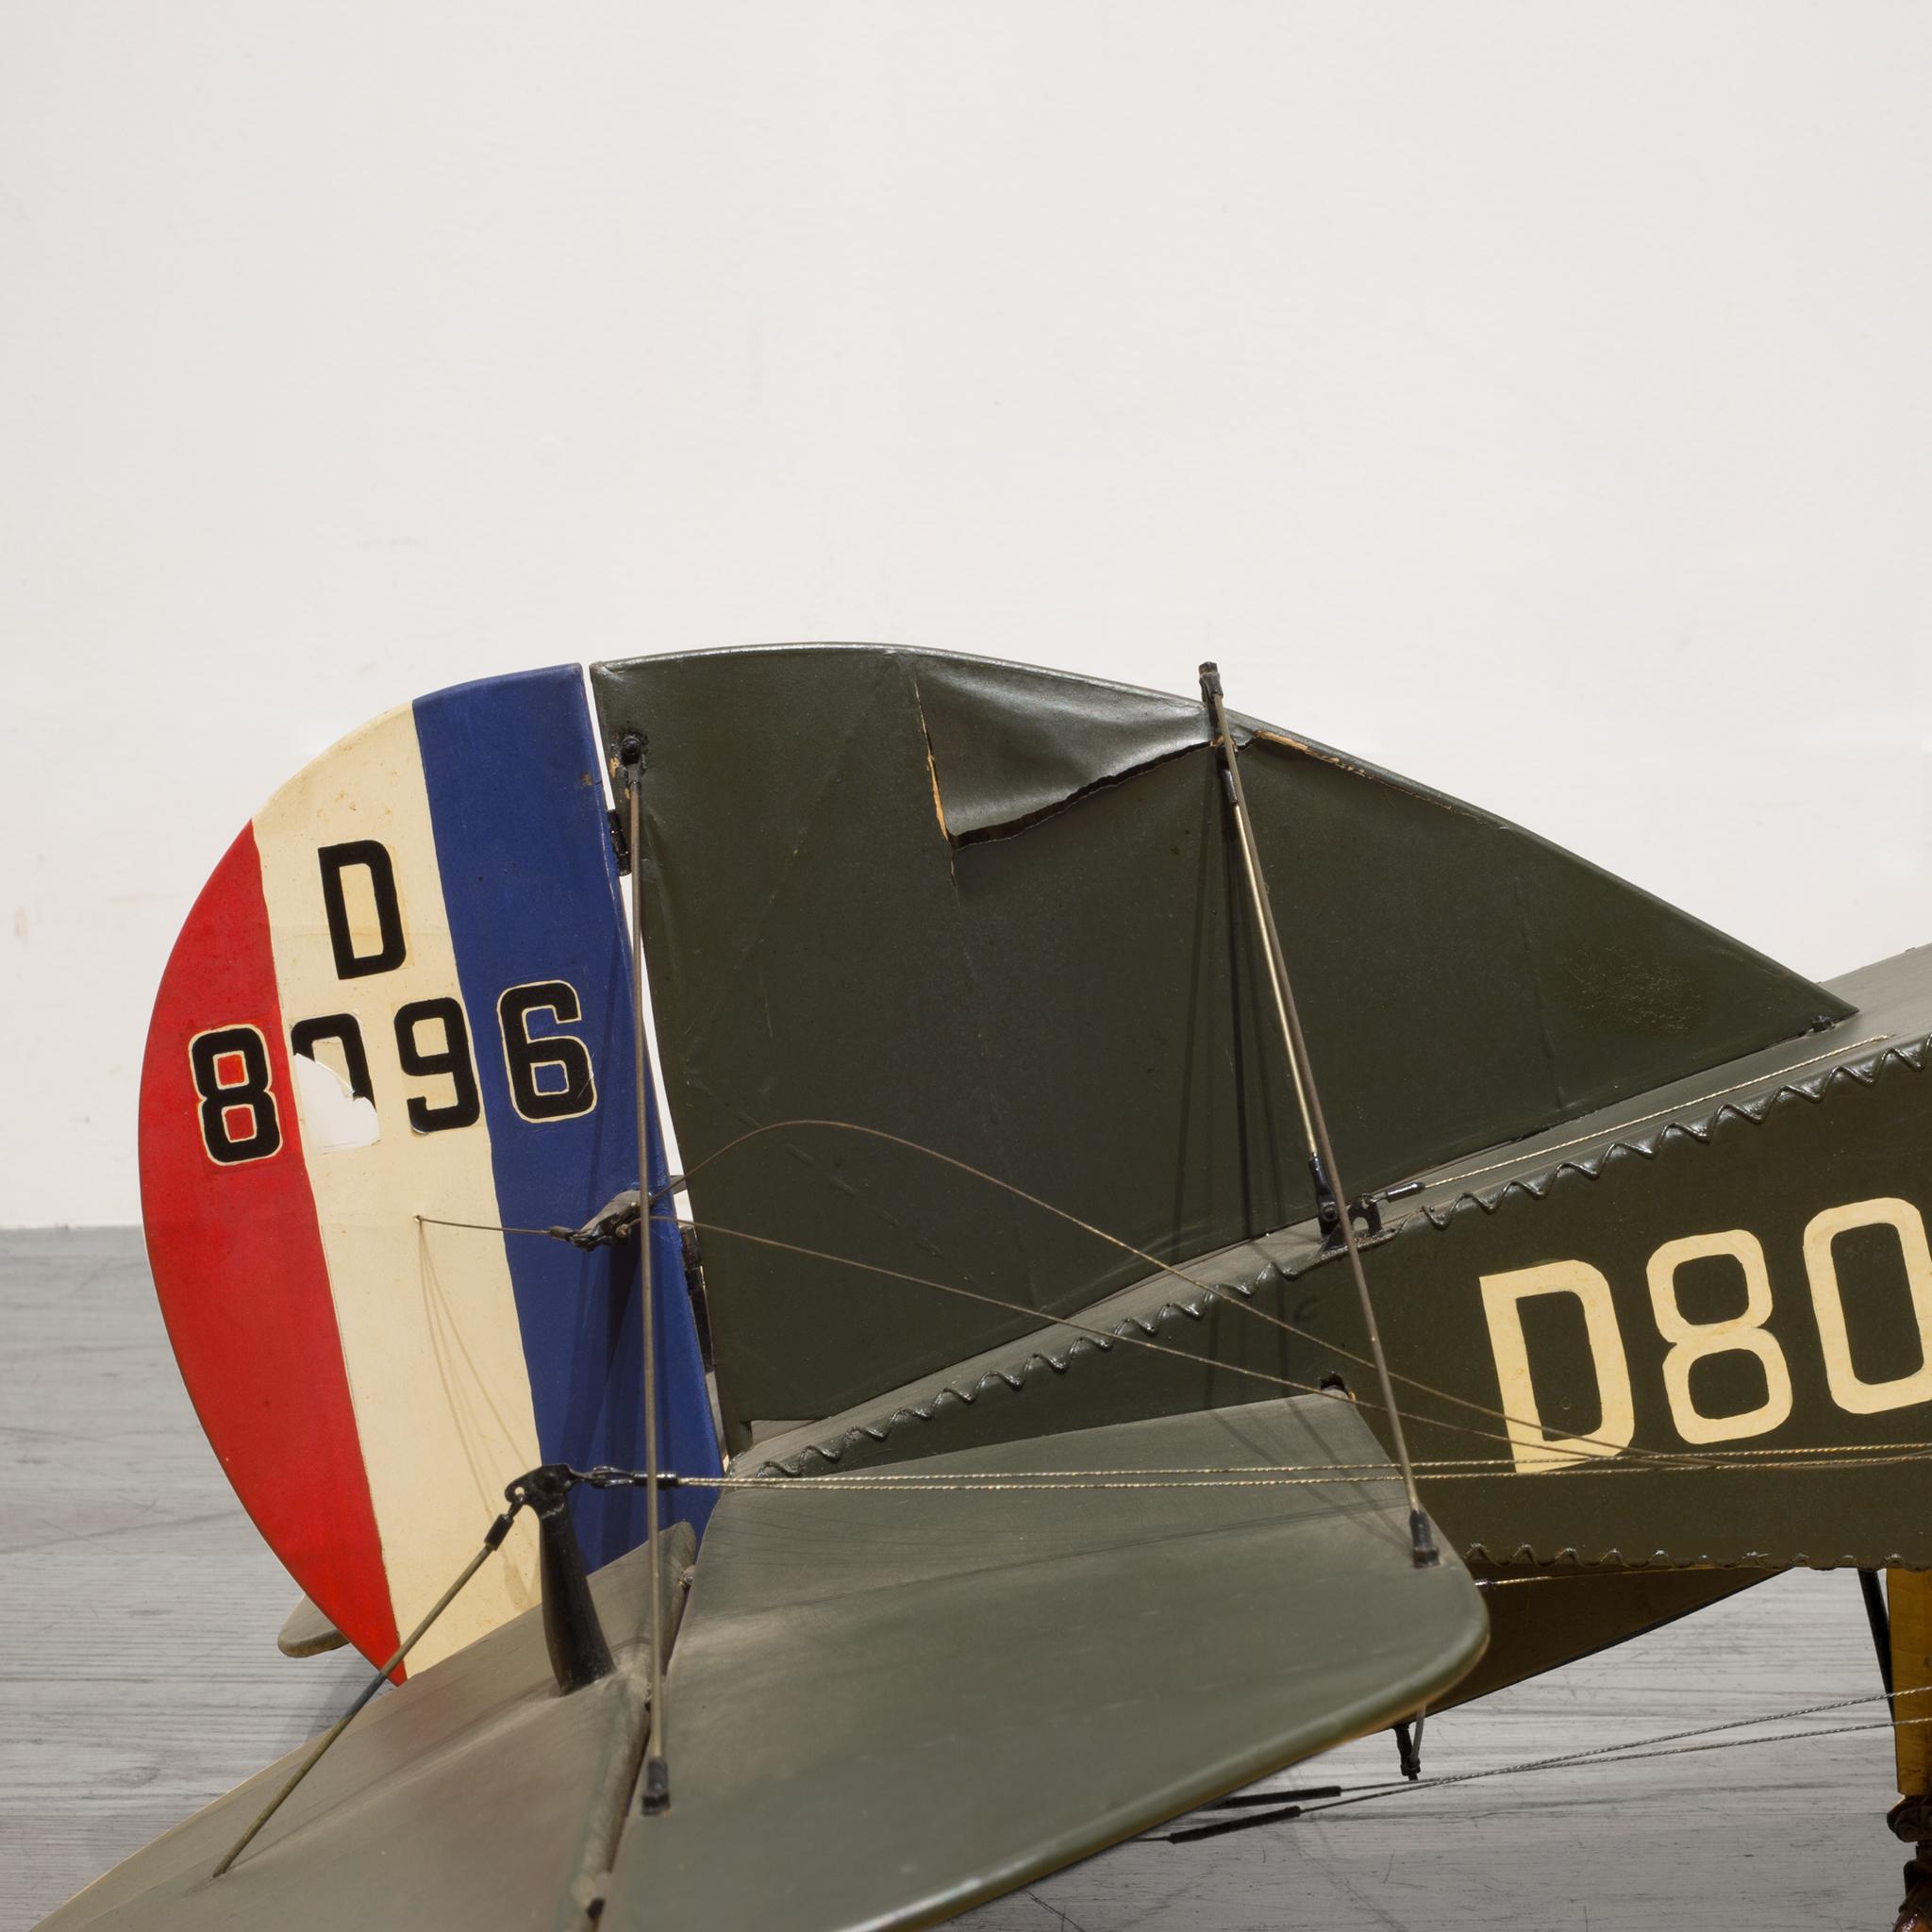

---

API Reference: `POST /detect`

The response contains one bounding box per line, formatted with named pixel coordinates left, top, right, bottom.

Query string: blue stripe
left=413, top=667, right=718, bottom=1564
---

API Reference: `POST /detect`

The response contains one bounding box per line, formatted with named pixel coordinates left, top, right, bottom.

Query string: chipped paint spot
left=924, top=740, right=951, bottom=840
left=1250, top=728, right=1481, bottom=818
left=291, top=1050, right=382, bottom=1152
left=908, top=677, right=954, bottom=842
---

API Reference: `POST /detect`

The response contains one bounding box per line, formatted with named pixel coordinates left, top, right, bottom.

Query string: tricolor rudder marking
left=249, top=698, right=544, bottom=1669
left=140, top=667, right=718, bottom=1675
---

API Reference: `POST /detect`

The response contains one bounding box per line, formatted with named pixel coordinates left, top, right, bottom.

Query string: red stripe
left=140, top=825, right=401, bottom=1668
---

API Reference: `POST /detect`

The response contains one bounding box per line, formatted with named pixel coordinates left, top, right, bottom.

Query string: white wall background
left=3, top=3, right=1928, bottom=1226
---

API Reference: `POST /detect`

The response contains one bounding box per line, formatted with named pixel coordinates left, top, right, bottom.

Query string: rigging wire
left=211, top=1500, right=524, bottom=1876
left=626, top=1119, right=1682, bottom=1468
left=420, top=1216, right=558, bottom=1238
left=200, top=1441, right=1932, bottom=1873
left=1150, top=1682, right=1932, bottom=1843
left=419, top=1206, right=1625, bottom=1470
left=671, top=1451, right=1932, bottom=1491
left=416, top=1209, right=1932, bottom=1482
left=667, top=1212, right=1910, bottom=1477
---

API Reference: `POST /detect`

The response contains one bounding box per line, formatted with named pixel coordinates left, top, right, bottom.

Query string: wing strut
left=1199, top=662, right=1437, bottom=1568
left=619, top=731, right=673, bottom=1815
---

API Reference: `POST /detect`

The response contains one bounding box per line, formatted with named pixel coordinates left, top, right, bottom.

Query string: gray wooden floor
left=1, top=1229, right=1909, bottom=1930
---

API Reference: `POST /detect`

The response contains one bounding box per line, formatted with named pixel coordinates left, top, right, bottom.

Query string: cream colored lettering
left=1645, top=1230, right=1791, bottom=1444
left=1479, top=1260, right=1636, bottom=1474
left=1803, top=1197, right=1932, bottom=1417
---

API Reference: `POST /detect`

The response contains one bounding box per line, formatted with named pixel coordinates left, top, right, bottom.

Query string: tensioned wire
left=665, top=1448, right=1932, bottom=1491
left=416, top=1182, right=1932, bottom=1486
left=205, top=1462, right=1932, bottom=1880
left=410, top=1026, right=1909, bottom=1476
left=1148, top=1680, right=1932, bottom=1843
left=648, top=1116, right=1671, bottom=1466
left=654, top=1114, right=1932, bottom=1474
left=430, top=1112, right=1669, bottom=1468
left=418, top=1206, right=1567, bottom=1469
left=428, top=1447, right=1932, bottom=1492
left=653, top=1208, right=1932, bottom=1477
left=409, top=1110, right=1932, bottom=1850
left=419, top=1205, right=1660, bottom=1475
left=408, top=1083, right=1930, bottom=1477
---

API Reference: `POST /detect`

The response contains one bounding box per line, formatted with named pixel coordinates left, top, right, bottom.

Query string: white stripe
left=254, top=703, right=542, bottom=1669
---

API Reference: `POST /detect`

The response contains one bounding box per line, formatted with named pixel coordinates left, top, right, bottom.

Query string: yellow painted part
left=1890, top=1570, right=1932, bottom=1796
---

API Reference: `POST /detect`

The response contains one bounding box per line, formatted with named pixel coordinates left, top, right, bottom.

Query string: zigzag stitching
left=756, top=1291, right=1228, bottom=1476
left=1465, top=1542, right=1925, bottom=1574
left=1416, top=1033, right=1931, bottom=1228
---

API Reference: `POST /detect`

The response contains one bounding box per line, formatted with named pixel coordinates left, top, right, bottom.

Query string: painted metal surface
left=596, top=1397, right=1486, bottom=1932
left=590, top=643, right=1848, bottom=1435
left=1893, top=1571, right=1932, bottom=1798
left=138, top=667, right=716, bottom=1674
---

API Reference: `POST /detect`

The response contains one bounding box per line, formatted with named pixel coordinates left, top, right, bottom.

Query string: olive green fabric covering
left=591, top=644, right=1849, bottom=1430
left=34, top=1524, right=694, bottom=1932
left=600, top=1397, right=1486, bottom=1932
left=750, top=953, right=1932, bottom=1573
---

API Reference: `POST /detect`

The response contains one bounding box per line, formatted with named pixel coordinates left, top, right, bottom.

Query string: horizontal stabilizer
left=597, top=1395, right=1487, bottom=1930
left=37, top=1404, right=1479, bottom=1931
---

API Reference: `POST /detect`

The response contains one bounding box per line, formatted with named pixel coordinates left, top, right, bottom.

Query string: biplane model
left=34, top=645, right=1932, bottom=1930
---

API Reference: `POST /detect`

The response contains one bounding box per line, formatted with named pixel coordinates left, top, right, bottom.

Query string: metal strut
left=1393, top=1707, right=1426, bottom=1780
left=212, top=1498, right=524, bottom=1876
left=1198, top=664, right=1438, bottom=1569
left=620, top=732, right=672, bottom=1812
left=521, top=1464, right=615, bottom=1694
left=1861, top=1568, right=1895, bottom=1703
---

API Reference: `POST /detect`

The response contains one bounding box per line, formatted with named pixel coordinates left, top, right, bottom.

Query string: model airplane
left=34, top=645, right=1932, bottom=1930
